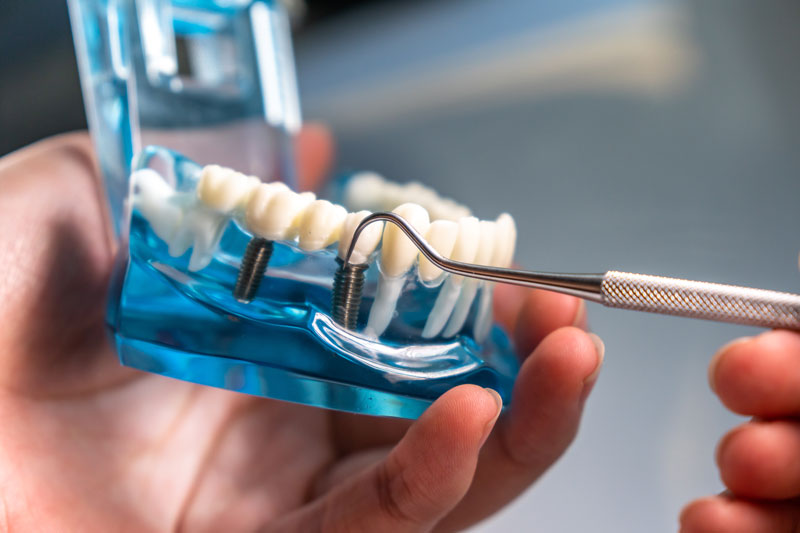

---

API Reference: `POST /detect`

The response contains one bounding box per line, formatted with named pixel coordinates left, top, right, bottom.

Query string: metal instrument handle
left=601, top=271, right=800, bottom=330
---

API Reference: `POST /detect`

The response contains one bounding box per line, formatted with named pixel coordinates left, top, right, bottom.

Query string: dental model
left=132, top=163, right=516, bottom=341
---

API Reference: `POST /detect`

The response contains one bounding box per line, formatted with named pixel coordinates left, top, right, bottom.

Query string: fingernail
left=482, top=388, right=503, bottom=444
left=584, top=333, right=605, bottom=384
left=571, top=299, right=588, bottom=330
left=580, top=333, right=605, bottom=404
left=708, top=336, right=752, bottom=394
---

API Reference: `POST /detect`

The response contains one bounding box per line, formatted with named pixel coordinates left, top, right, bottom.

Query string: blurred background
left=2, top=0, right=800, bottom=530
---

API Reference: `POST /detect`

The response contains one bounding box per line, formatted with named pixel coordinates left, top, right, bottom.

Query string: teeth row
left=195, top=163, right=516, bottom=279
left=140, top=164, right=517, bottom=339
left=344, top=172, right=472, bottom=222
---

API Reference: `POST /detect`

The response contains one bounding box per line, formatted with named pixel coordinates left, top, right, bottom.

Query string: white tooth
left=417, top=220, right=458, bottom=283
left=132, top=169, right=183, bottom=245
left=297, top=200, right=347, bottom=251
left=366, top=203, right=430, bottom=337
left=421, top=216, right=480, bottom=338
left=473, top=213, right=517, bottom=342
left=197, top=165, right=260, bottom=213
left=185, top=209, right=228, bottom=271
left=493, top=213, right=517, bottom=267
left=344, top=172, right=386, bottom=212
left=379, top=203, right=431, bottom=278
left=245, top=187, right=314, bottom=241
left=338, top=210, right=384, bottom=264
left=442, top=220, right=497, bottom=338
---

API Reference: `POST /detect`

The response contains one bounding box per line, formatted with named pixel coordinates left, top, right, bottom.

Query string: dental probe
left=343, top=212, right=800, bottom=331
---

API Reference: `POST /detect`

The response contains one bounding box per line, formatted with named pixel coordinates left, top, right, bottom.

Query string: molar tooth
left=338, top=210, right=384, bottom=264
left=198, top=165, right=260, bottom=213
left=298, top=200, right=347, bottom=251
left=417, top=220, right=458, bottom=284
left=442, top=220, right=497, bottom=338
left=365, top=203, right=431, bottom=337
left=132, top=169, right=184, bottom=246
left=245, top=187, right=313, bottom=241
left=421, top=216, right=480, bottom=338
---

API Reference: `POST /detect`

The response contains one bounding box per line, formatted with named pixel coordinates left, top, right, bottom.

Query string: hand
left=0, top=129, right=603, bottom=532
left=681, top=330, right=800, bottom=532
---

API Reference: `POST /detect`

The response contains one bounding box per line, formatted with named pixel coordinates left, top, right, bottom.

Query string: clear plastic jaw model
left=115, top=146, right=519, bottom=418
left=69, top=0, right=519, bottom=418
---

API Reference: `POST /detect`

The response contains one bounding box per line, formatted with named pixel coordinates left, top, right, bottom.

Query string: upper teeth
left=344, top=172, right=471, bottom=221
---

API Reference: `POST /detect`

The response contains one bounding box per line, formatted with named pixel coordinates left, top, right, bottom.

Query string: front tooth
left=298, top=200, right=348, bottom=251
left=197, top=165, right=260, bottom=213
left=421, top=216, right=480, bottom=338
left=365, top=203, right=430, bottom=337
left=418, top=220, right=458, bottom=283
left=379, top=203, right=431, bottom=278
left=493, top=213, right=517, bottom=267
left=442, top=220, right=497, bottom=338
left=474, top=214, right=516, bottom=342
left=338, top=210, right=384, bottom=264
left=245, top=187, right=313, bottom=241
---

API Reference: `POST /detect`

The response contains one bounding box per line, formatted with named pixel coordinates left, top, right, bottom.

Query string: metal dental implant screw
left=233, top=237, right=273, bottom=303
left=332, top=258, right=368, bottom=329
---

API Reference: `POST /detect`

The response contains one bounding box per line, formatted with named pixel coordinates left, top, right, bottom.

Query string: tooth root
left=366, top=203, right=430, bottom=337
left=363, top=275, right=405, bottom=339
left=338, top=210, right=384, bottom=264
left=132, top=169, right=184, bottom=246
left=421, top=276, right=462, bottom=338
left=473, top=284, right=495, bottom=343
left=441, top=220, right=496, bottom=338
left=473, top=213, right=517, bottom=342
left=187, top=209, right=228, bottom=271
left=421, top=216, right=480, bottom=338
left=298, top=200, right=347, bottom=251
left=418, top=220, right=458, bottom=283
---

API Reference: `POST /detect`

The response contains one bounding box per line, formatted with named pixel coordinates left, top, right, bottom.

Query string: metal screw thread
left=233, top=238, right=273, bottom=303
left=332, top=258, right=368, bottom=329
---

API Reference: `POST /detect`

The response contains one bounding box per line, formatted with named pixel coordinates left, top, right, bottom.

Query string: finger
left=716, top=419, right=800, bottom=499
left=0, top=132, right=124, bottom=395
left=436, top=327, right=604, bottom=531
left=295, top=122, right=334, bottom=191
left=680, top=495, right=800, bottom=532
left=271, top=385, right=502, bottom=532
left=709, top=330, right=800, bottom=417
left=514, top=289, right=586, bottom=358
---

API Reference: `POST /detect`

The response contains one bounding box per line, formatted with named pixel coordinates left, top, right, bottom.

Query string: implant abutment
left=332, top=258, right=368, bottom=329
left=233, top=237, right=274, bottom=303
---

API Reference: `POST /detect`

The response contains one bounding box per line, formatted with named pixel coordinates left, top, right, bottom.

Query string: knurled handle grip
left=601, top=271, right=800, bottom=330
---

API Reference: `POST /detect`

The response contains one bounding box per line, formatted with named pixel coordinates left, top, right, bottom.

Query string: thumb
left=271, top=385, right=502, bottom=532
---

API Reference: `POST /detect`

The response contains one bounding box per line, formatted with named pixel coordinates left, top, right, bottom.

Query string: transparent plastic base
left=108, top=147, right=519, bottom=419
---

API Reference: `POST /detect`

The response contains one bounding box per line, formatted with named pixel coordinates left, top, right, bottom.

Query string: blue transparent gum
left=108, top=147, right=520, bottom=418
